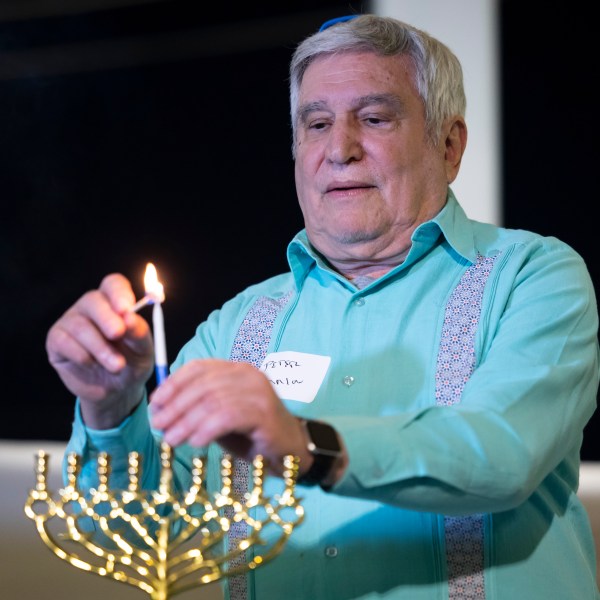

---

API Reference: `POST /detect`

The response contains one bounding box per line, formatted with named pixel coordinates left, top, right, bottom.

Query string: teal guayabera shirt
left=66, top=190, right=600, bottom=599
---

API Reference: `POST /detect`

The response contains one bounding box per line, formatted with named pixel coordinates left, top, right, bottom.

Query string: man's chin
left=334, top=230, right=381, bottom=245
left=307, top=225, right=386, bottom=255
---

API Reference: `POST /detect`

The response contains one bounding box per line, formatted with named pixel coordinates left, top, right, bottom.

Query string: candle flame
left=144, top=263, right=165, bottom=303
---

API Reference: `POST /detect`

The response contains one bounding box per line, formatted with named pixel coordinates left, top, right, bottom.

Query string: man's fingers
left=46, top=315, right=126, bottom=373
left=73, top=289, right=128, bottom=342
left=99, top=273, right=138, bottom=314
left=149, top=360, right=277, bottom=449
left=59, top=282, right=152, bottom=367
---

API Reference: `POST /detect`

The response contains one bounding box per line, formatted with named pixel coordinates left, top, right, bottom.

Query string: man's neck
left=331, top=247, right=411, bottom=282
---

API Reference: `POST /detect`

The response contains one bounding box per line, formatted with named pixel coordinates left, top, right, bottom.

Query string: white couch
left=2, top=440, right=599, bottom=599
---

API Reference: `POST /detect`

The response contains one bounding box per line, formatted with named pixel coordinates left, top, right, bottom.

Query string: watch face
left=306, top=420, right=341, bottom=456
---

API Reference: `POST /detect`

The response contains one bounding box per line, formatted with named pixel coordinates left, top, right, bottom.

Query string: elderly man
left=47, top=14, right=599, bottom=600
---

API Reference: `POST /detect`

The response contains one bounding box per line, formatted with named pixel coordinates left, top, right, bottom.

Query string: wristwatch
left=297, top=419, right=342, bottom=489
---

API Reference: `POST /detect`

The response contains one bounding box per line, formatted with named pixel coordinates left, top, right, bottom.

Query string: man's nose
left=325, top=121, right=363, bottom=164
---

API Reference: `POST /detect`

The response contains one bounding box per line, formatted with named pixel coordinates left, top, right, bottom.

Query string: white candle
left=143, top=262, right=168, bottom=385
left=152, top=300, right=168, bottom=385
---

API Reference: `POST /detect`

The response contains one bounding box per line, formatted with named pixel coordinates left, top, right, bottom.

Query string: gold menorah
left=24, top=442, right=304, bottom=600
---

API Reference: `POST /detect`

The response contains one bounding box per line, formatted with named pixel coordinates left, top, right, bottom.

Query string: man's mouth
left=325, top=181, right=373, bottom=193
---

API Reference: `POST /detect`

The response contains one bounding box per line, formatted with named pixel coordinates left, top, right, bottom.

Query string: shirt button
left=343, top=375, right=355, bottom=387
left=324, top=546, right=338, bottom=558
left=354, top=297, right=365, bottom=307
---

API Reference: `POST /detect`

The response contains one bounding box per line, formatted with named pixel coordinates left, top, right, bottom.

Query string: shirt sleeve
left=62, top=395, right=163, bottom=490
left=328, top=237, right=600, bottom=515
left=62, top=395, right=199, bottom=493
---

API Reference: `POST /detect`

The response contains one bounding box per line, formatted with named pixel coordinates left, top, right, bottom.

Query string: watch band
left=297, top=419, right=342, bottom=488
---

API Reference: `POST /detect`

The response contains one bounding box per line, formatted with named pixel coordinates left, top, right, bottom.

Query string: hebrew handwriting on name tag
left=260, top=351, right=331, bottom=403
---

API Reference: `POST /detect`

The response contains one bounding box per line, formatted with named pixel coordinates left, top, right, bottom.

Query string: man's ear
left=444, top=117, right=468, bottom=184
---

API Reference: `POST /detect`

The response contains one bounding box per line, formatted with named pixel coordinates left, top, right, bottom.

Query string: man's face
left=294, top=51, right=449, bottom=265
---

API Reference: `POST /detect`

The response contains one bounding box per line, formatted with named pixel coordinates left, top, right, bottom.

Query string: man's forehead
left=298, top=53, right=417, bottom=116
left=300, top=51, right=415, bottom=93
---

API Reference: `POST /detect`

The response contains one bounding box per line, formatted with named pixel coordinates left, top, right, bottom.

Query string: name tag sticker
left=260, top=351, right=331, bottom=403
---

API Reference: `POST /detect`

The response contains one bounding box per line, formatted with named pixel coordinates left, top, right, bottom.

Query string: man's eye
left=308, top=120, right=329, bottom=131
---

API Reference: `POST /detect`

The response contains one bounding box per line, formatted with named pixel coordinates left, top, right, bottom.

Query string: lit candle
left=143, top=263, right=168, bottom=385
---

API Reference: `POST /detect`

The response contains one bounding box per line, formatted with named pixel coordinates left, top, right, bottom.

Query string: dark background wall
left=500, top=2, right=599, bottom=459
left=1, top=1, right=598, bottom=458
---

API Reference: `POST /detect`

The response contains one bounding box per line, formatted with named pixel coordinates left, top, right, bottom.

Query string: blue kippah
left=319, top=15, right=360, bottom=32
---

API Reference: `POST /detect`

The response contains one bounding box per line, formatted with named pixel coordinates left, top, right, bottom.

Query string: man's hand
left=46, top=273, right=154, bottom=429
left=149, top=359, right=315, bottom=477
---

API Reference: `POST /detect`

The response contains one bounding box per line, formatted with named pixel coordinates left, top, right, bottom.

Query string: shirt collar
left=287, top=188, right=477, bottom=285
left=420, top=188, right=478, bottom=264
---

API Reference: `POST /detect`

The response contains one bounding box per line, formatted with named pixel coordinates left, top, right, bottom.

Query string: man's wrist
left=79, top=388, right=145, bottom=431
left=297, top=419, right=344, bottom=490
